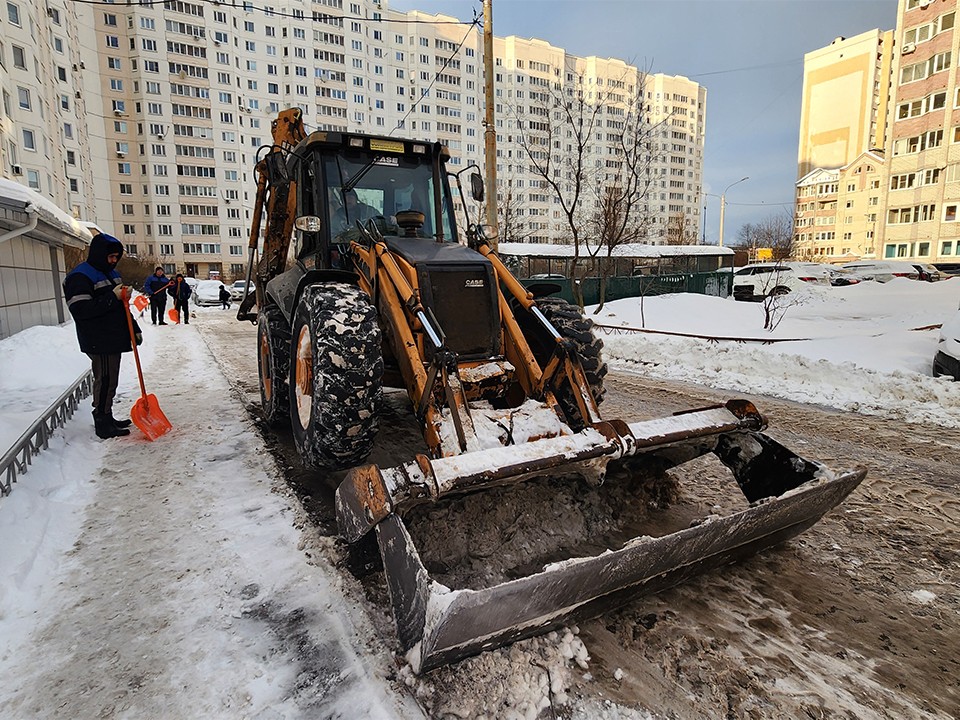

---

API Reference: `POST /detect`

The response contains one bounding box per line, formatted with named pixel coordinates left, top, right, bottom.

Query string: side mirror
left=295, top=215, right=322, bottom=232
left=470, top=173, right=484, bottom=202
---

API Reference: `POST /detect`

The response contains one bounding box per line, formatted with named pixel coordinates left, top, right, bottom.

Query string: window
left=105, top=35, right=119, bottom=49
left=942, top=241, right=954, bottom=256
left=7, top=2, right=21, bottom=26
left=17, top=86, right=30, bottom=110
left=22, top=128, right=35, bottom=150
left=12, top=45, right=25, bottom=69
left=26, top=169, right=39, bottom=190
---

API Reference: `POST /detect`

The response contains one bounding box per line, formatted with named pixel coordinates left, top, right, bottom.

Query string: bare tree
left=513, top=64, right=663, bottom=310
left=760, top=266, right=806, bottom=331
left=495, top=180, right=536, bottom=244
left=512, top=67, right=614, bottom=307
left=734, top=209, right=797, bottom=261
left=665, top=212, right=699, bottom=245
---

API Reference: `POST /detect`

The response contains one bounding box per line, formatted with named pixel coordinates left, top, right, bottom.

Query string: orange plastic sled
left=122, top=289, right=173, bottom=441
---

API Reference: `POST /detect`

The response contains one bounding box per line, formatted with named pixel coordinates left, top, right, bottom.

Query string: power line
left=687, top=58, right=801, bottom=78
left=67, top=0, right=476, bottom=25
left=390, top=14, right=480, bottom=136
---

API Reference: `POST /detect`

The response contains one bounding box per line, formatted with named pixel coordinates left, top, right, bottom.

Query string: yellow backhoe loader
left=237, top=108, right=865, bottom=673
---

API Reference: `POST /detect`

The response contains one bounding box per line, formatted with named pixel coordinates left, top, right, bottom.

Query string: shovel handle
left=122, top=287, right=149, bottom=400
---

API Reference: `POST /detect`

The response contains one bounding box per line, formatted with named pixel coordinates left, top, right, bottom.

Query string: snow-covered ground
left=591, top=278, right=960, bottom=428
left=0, top=280, right=958, bottom=717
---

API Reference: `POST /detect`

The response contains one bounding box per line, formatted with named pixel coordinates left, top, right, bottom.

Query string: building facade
left=883, top=0, right=960, bottom=263
left=796, top=0, right=960, bottom=265
left=797, top=30, right=894, bottom=180
left=1, top=0, right=706, bottom=282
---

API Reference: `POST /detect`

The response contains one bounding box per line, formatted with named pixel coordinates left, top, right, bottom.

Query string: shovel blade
left=131, top=394, right=172, bottom=441
left=133, top=295, right=149, bottom=312
left=168, top=308, right=179, bottom=324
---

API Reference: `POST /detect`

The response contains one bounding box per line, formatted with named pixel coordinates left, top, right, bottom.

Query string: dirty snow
left=0, top=279, right=958, bottom=717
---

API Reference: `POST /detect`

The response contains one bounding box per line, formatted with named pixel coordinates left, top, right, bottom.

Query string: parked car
left=933, top=305, right=960, bottom=380
left=230, top=279, right=255, bottom=300
left=194, top=279, right=225, bottom=306
left=731, top=262, right=831, bottom=301
left=840, top=260, right=920, bottom=282
left=528, top=273, right=567, bottom=280
left=911, top=263, right=941, bottom=282
left=826, top=267, right=861, bottom=286
left=935, top=262, right=960, bottom=279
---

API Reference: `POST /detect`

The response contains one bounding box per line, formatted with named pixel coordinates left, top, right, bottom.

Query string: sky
left=388, top=0, right=899, bottom=244
left=1, top=280, right=958, bottom=716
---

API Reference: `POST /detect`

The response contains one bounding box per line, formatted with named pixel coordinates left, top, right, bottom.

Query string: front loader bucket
left=336, top=400, right=866, bottom=673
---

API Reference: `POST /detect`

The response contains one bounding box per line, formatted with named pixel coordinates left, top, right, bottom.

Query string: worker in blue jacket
left=142, top=266, right=171, bottom=325
left=167, top=273, right=192, bottom=324
left=63, top=232, right=141, bottom=439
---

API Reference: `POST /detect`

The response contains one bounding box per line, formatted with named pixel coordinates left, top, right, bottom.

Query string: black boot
left=109, top=414, right=133, bottom=429
left=93, top=411, right=130, bottom=439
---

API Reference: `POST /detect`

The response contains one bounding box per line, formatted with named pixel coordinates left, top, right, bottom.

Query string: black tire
left=258, top=305, right=290, bottom=426
left=289, top=283, right=383, bottom=469
left=517, top=296, right=607, bottom=429
left=770, top=285, right=791, bottom=296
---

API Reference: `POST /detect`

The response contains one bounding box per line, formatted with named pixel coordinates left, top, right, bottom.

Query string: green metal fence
left=521, top=271, right=732, bottom=305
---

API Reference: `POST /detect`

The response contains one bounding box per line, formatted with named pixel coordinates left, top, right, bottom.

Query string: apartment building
left=492, top=36, right=706, bottom=244
left=795, top=30, right=894, bottom=260
left=884, top=0, right=960, bottom=264
left=797, top=0, right=960, bottom=265
left=1, top=0, right=705, bottom=280
left=795, top=151, right=886, bottom=260
left=0, top=0, right=96, bottom=220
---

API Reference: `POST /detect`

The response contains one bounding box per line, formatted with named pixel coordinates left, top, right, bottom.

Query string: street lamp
left=718, top=176, right=749, bottom=247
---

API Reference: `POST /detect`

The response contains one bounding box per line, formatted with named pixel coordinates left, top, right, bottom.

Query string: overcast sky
left=389, top=0, right=898, bottom=244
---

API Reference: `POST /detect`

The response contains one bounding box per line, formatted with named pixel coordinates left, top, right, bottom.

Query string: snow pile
left=591, top=280, right=960, bottom=427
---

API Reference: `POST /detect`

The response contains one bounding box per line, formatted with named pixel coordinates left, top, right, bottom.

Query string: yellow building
left=795, top=151, right=885, bottom=261
left=797, top=30, right=894, bottom=180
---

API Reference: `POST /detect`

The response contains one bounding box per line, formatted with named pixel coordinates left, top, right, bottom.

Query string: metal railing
left=0, top=369, right=94, bottom=498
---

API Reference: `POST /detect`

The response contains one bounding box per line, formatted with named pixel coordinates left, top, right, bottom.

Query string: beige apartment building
left=795, top=30, right=894, bottom=260
left=1, top=0, right=705, bottom=279
left=797, top=0, right=960, bottom=265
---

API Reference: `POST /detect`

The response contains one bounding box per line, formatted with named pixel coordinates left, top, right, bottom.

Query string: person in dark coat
left=167, top=273, right=192, bottom=324
left=63, top=232, right=142, bottom=439
left=143, top=266, right=171, bottom=325
left=218, top=284, right=231, bottom=310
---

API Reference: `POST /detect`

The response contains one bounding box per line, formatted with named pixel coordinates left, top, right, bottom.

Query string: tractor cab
left=292, top=133, right=461, bottom=271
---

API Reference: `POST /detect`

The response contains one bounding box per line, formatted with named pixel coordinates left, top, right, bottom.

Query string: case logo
left=464, top=279, right=484, bottom=288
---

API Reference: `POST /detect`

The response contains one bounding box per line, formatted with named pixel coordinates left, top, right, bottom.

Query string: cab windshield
left=323, top=154, right=455, bottom=241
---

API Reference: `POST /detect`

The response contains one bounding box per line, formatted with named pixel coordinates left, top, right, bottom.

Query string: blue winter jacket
left=144, top=273, right=171, bottom=296
left=63, top=233, right=140, bottom=355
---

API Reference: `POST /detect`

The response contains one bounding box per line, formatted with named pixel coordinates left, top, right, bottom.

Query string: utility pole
left=718, top=176, right=749, bottom=247
left=483, top=0, right=498, bottom=248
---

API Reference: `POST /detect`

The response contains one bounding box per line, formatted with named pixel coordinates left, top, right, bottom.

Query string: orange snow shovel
left=134, top=281, right=172, bottom=313
left=122, top=288, right=173, bottom=441
left=168, top=307, right=179, bottom=324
